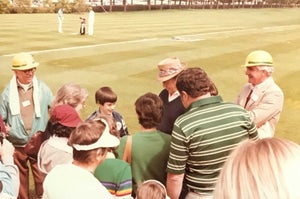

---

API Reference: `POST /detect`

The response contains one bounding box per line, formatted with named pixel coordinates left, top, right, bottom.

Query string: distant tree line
left=0, top=0, right=299, bottom=13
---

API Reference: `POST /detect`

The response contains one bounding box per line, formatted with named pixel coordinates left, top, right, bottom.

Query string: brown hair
left=92, top=115, right=120, bottom=157
left=135, top=92, right=163, bottom=129
left=95, top=86, right=117, bottom=105
left=176, top=67, right=217, bottom=98
left=68, top=120, right=107, bottom=163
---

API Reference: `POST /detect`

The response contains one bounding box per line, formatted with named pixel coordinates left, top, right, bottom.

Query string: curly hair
left=176, top=67, right=217, bottom=98
left=50, top=83, right=88, bottom=113
left=135, top=92, right=163, bottom=129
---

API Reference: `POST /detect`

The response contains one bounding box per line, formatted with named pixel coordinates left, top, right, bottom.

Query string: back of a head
left=135, top=92, right=163, bottom=129
left=68, top=120, right=120, bottom=163
left=213, top=137, right=300, bottom=199
left=68, top=120, right=105, bottom=163
left=136, top=180, right=168, bottom=199
left=176, top=67, right=213, bottom=98
left=93, top=115, right=120, bottom=139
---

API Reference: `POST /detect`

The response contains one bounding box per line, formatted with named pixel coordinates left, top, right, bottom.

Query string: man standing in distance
left=235, top=50, right=284, bottom=138
left=0, top=53, right=53, bottom=199
left=57, top=8, right=64, bottom=33
left=166, top=67, right=258, bottom=199
left=156, top=57, right=186, bottom=135
left=88, top=6, right=95, bottom=36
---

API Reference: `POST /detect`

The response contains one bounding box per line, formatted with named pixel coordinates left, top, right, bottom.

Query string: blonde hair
left=136, top=180, right=169, bottom=199
left=50, top=83, right=88, bottom=113
left=213, top=137, right=300, bottom=199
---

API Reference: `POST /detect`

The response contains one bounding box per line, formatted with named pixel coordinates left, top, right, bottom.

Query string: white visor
left=72, top=119, right=120, bottom=151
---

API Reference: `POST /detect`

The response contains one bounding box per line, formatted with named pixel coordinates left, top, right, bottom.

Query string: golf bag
left=80, top=17, right=86, bottom=35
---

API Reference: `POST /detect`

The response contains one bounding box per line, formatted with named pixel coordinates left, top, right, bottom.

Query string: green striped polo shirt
left=167, top=95, right=258, bottom=194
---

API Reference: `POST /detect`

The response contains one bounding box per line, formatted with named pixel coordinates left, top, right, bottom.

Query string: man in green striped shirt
left=166, top=67, right=258, bottom=199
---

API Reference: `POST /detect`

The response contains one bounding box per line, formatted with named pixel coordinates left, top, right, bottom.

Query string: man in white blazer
left=235, top=50, right=284, bottom=138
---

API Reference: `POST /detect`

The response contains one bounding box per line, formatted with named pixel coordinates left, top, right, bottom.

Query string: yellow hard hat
left=11, top=52, right=39, bottom=70
left=244, top=50, right=273, bottom=67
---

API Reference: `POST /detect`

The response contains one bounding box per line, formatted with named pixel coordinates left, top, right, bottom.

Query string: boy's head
left=95, top=87, right=117, bottom=116
left=95, top=87, right=117, bottom=105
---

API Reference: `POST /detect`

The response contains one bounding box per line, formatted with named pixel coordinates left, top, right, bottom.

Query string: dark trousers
left=14, top=147, right=45, bottom=199
left=180, top=181, right=188, bottom=199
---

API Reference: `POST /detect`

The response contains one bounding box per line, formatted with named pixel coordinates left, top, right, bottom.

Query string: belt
left=188, top=188, right=212, bottom=196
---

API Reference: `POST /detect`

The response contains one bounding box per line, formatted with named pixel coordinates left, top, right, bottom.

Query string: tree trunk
left=123, top=0, right=127, bottom=11
left=109, top=0, right=112, bottom=12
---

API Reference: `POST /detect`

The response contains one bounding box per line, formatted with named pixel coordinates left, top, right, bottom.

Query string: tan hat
left=157, top=57, right=185, bottom=82
left=11, top=53, right=39, bottom=70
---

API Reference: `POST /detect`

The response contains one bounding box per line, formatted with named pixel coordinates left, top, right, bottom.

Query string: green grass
left=1, top=9, right=300, bottom=140
left=1, top=8, right=300, bottom=199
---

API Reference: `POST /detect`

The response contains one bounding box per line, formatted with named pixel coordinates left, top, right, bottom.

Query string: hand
left=5, top=123, right=11, bottom=135
left=0, top=139, right=15, bottom=158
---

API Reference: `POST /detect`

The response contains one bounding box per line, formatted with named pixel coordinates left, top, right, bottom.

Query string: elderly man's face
left=245, top=66, right=267, bottom=86
left=162, top=77, right=177, bottom=95
left=14, top=68, right=36, bottom=84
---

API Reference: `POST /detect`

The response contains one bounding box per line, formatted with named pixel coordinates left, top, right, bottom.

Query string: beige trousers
left=185, top=192, right=213, bottom=199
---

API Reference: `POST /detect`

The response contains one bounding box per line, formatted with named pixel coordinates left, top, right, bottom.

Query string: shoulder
left=37, top=80, right=51, bottom=90
left=112, top=111, right=125, bottom=121
left=223, top=102, right=247, bottom=112
left=103, top=158, right=130, bottom=168
left=157, top=131, right=172, bottom=139
left=265, top=80, right=284, bottom=95
left=1, top=86, right=10, bottom=97
left=159, top=89, right=168, bottom=97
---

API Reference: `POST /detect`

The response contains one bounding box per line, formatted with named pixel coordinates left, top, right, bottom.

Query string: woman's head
left=214, top=137, right=300, bottom=199
left=46, top=104, right=82, bottom=138
left=50, top=83, right=88, bottom=113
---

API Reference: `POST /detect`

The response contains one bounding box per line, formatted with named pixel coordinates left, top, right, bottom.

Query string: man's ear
left=180, top=91, right=188, bottom=101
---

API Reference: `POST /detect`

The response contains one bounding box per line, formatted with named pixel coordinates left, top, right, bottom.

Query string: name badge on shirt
left=22, top=100, right=31, bottom=107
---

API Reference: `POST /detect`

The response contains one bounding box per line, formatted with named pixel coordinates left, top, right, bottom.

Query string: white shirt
left=88, top=10, right=95, bottom=24
left=43, top=164, right=113, bottom=199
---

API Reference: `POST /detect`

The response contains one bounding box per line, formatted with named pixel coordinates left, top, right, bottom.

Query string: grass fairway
left=1, top=8, right=300, bottom=146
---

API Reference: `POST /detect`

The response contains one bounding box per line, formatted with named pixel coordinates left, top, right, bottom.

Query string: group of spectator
left=0, top=50, right=298, bottom=199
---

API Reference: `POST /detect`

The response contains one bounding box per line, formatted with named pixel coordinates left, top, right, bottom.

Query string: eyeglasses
left=21, top=68, right=36, bottom=74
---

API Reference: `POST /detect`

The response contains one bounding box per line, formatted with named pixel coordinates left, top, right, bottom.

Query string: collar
left=188, top=95, right=223, bottom=111
left=252, top=77, right=273, bottom=91
left=168, top=91, right=180, bottom=102
left=17, top=80, right=33, bottom=92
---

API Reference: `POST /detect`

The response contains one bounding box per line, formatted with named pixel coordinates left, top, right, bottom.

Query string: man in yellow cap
left=235, top=50, right=284, bottom=138
left=0, top=52, right=53, bottom=199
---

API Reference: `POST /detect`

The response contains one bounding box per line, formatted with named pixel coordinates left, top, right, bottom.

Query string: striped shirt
left=95, top=158, right=132, bottom=198
left=167, top=96, right=258, bottom=194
